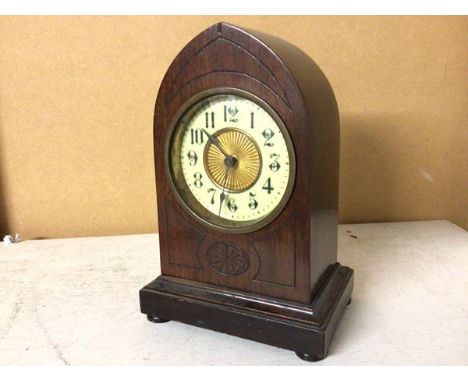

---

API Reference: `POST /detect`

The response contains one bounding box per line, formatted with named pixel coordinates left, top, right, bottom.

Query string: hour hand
left=202, top=129, right=229, bottom=158
left=218, top=167, right=230, bottom=216
left=218, top=190, right=226, bottom=216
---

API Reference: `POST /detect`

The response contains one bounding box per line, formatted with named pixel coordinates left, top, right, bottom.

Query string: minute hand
left=218, top=167, right=230, bottom=217
left=202, top=129, right=230, bottom=158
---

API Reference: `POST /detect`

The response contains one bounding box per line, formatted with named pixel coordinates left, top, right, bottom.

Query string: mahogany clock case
left=140, top=22, right=354, bottom=361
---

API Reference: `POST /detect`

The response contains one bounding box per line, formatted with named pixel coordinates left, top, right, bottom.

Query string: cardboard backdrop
left=0, top=16, right=466, bottom=238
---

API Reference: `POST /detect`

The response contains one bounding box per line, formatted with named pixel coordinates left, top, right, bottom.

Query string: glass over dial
left=168, top=92, right=295, bottom=233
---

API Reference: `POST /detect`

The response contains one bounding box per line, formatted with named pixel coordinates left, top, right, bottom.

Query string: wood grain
left=141, top=22, right=354, bottom=360
left=152, top=22, right=342, bottom=303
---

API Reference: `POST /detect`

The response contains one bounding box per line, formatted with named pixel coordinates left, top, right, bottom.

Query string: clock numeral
left=207, top=188, right=217, bottom=204
left=193, top=172, right=203, bottom=188
left=187, top=150, right=198, bottom=166
left=250, top=112, right=254, bottom=129
left=224, top=105, right=238, bottom=122
left=205, top=112, right=215, bottom=128
left=227, top=198, right=238, bottom=213
left=262, top=177, right=274, bottom=194
left=269, top=153, right=281, bottom=172
left=262, top=128, right=275, bottom=147
left=248, top=192, right=258, bottom=210
left=191, top=128, right=205, bottom=145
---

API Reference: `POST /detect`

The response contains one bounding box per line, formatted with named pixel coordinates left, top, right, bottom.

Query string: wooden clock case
left=140, top=22, right=354, bottom=361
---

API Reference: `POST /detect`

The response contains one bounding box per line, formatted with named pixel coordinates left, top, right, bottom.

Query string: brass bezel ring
left=164, top=88, right=296, bottom=234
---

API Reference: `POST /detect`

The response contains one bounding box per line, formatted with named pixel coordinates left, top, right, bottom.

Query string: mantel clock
left=140, top=22, right=354, bottom=362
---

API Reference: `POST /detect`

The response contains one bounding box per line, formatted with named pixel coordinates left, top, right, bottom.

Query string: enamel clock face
left=167, top=91, right=295, bottom=233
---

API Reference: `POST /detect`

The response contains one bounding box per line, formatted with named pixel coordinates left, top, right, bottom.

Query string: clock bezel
left=164, top=87, right=296, bottom=234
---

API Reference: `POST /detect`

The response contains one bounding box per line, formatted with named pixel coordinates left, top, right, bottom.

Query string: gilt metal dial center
left=204, top=128, right=262, bottom=193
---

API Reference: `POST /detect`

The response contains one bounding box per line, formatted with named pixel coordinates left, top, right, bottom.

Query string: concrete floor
left=0, top=220, right=467, bottom=365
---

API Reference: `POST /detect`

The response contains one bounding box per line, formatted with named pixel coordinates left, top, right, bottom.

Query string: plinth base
left=140, top=263, right=353, bottom=361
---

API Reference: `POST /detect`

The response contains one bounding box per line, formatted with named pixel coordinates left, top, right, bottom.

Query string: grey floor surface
left=0, top=220, right=467, bottom=365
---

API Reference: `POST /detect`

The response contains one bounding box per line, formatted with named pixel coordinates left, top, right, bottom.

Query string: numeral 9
left=187, top=150, right=198, bottom=166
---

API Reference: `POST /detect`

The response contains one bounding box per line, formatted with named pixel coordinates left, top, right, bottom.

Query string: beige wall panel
left=0, top=16, right=466, bottom=238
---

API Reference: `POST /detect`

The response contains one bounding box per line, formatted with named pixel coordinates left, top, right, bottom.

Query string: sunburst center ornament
left=204, top=128, right=262, bottom=193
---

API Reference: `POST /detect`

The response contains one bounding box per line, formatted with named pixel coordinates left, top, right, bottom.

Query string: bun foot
left=147, top=314, right=170, bottom=323
left=295, top=352, right=326, bottom=362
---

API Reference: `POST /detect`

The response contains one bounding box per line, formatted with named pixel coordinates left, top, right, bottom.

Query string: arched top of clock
left=158, top=22, right=306, bottom=110
left=156, top=21, right=338, bottom=137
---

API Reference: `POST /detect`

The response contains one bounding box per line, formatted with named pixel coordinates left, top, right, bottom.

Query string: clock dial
left=168, top=92, right=295, bottom=232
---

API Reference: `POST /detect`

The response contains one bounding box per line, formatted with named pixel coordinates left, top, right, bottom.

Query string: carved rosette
left=207, top=242, right=250, bottom=276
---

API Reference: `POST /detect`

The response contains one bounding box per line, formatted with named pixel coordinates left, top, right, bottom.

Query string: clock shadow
left=337, top=111, right=459, bottom=232
left=328, top=111, right=447, bottom=359
left=326, top=112, right=406, bottom=359
left=339, top=112, right=404, bottom=226
left=338, top=110, right=457, bottom=227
